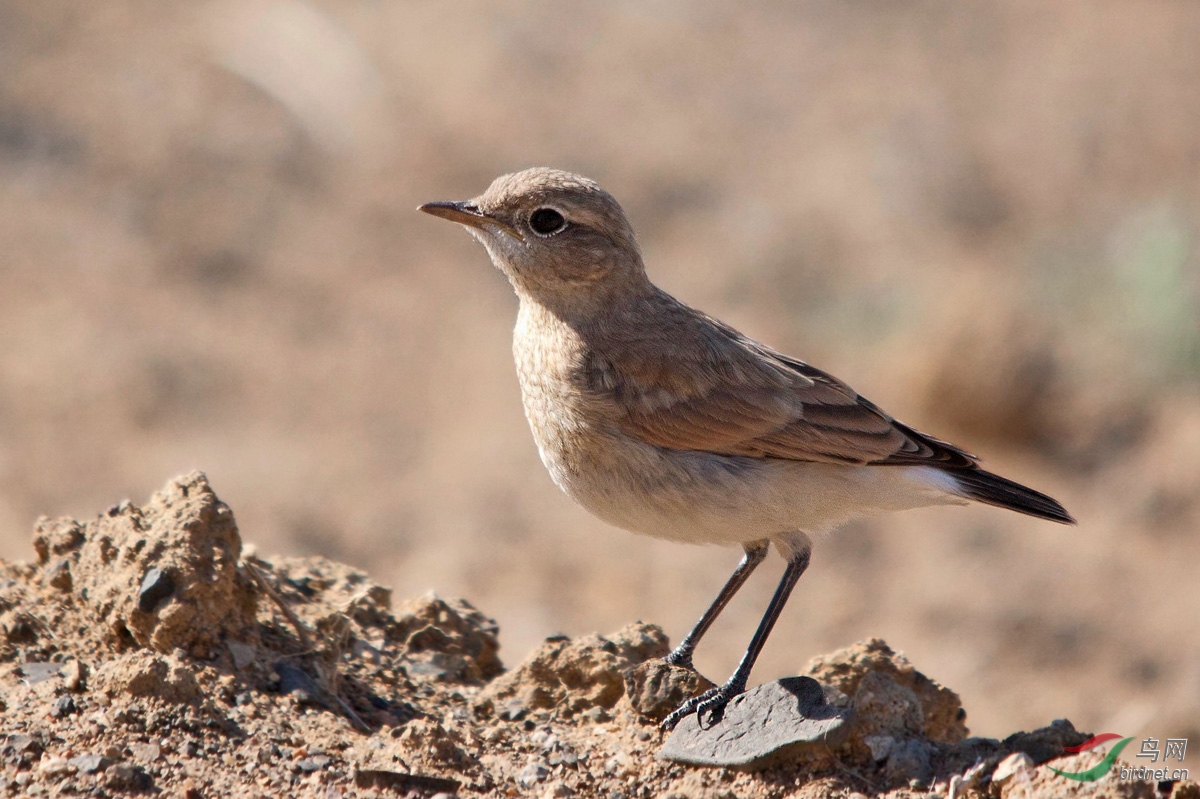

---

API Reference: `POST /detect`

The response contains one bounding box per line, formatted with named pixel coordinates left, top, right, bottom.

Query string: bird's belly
left=530, top=422, right=959, bottom=545
left=529, top=417, right=822, bottom=545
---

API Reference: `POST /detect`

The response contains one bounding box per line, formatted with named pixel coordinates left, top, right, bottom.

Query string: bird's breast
left=513, top=333, right=597, bottom=478
left=511, top=307, right=647, bottom=511
left=512, top=312, right=751, bottom=543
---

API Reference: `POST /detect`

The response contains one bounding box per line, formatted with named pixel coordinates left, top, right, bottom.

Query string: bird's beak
left=418, top=201, right=524, bottom=242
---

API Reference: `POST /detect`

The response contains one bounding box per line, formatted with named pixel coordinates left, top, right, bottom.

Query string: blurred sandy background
left=1, top=1, right=1198, bottom=759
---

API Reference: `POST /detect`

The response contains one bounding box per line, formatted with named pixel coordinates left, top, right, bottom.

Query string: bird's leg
left=664, top=541, right=769, bottom=670
left=661, top=545, right=811, bottom=731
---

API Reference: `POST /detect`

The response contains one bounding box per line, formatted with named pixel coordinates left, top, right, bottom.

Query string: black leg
left=664, top=541, right=769, bottom=669
left=662, top=546, right=811, bottom=731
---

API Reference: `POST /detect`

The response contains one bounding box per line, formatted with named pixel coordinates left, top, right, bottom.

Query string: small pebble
left=351, top=639, right=382, bottom=663
left=863, top=733, right=894, bottom=761
left=498, top=698, right=530, bottom=721
left=50, top=695, right=78, bottom=718
left=548, top=750, right=579, bottom=767
left=130, top=742, right=161, bottom=763
left=62, top=660, right=87, bottom=692
left=518, top=762, right=550, bottom=788
left=297, top=755, right=331, bottom=773
left=275, top=662, right=320, bottom=704
left=137, top=568, right=175, bottom=613
left=69, top=754, right=111, bottom=775
left=227, top=641, right=257, bottom=671
left=992, top=751, right=1035, bottom=784
left=47, top=559, right=73, bottom=592
left=106, top=763, right=154, bottom=791
left=405, top=659, right=452, bottom=679
left=543, top=781, right=573, bottom=798
left=38, top=757, right=73, bottom=776
left=10, top=734, right=44, bottom=755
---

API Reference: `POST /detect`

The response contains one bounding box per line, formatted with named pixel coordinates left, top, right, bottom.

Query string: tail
left=950, top=468, right=1076, bottom=525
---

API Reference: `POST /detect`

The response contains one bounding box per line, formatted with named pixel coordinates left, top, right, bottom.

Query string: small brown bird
left=419, top=168, right=1074, bottom=730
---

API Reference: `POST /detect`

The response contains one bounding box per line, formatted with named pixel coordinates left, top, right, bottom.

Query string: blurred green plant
left=1108, top=205, right=1200, bottom=382
left=1032, top=203, right=1200, bottom=388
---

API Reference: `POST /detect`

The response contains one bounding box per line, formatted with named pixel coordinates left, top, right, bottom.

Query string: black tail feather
left=951, top=468, right=1076, bottom=525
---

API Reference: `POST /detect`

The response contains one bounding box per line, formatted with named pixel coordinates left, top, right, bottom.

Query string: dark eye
left=529, top=207, right=567, bottom=236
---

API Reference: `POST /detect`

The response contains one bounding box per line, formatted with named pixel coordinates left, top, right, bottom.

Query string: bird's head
left=420, top=168, right=649, bottom=315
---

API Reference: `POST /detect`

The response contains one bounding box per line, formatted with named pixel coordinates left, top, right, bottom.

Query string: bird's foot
left=660, top=676, right=746, bottom=731
left=662, top=647, right=694, bottom=670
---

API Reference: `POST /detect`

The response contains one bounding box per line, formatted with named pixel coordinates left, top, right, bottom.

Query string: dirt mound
left=479, top=623, right=670, bottom=721
left=804, top=637, right=969, bottom=764
left=26, top=472, right=257, bottom=658
left=0, top=475, right=1191, bottom=798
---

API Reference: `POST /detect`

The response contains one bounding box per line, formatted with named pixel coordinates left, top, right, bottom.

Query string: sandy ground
left=1, top=0, right=1198, bottom=770
left=2, top=473, right=1194, bottom=797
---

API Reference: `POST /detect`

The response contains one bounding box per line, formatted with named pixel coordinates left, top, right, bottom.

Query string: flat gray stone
left=19, top=661, right=62, bottom=685
left=658, top=676, right=853, bottom=770
left=69, top=754, right=111, bottom=775
left=227, top=641, right=257, bottom=671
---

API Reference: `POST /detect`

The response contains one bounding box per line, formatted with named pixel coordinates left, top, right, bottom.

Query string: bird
left=418, top=167, right=1074, bottom=731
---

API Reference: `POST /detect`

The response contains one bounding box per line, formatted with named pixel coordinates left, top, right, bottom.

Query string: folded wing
left=586, top=311, right=976, bottom=469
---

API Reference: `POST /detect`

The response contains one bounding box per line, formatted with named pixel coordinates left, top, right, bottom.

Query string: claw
left=660, top=691, right=705, bottom=731
left=660, top=677, right=747, bottom=731
left=663, top=649, right=693, bottom=670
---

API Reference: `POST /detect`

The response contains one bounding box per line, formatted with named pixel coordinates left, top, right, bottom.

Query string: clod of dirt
left=29, top=471, right=257, bottom=658
left=796, top=639, right=1093, bottom=789
left=393, top=717, right=479, bottom=773
left=805, top=637, right=967, bottom=744
left=607, top=621, right=671, bottom=663
left=1001, top=717, right=1100, bottom=764
left=624, top=659, right=715, bottom=722
left=391, top=594, right=502, bottom=683
left=92, top=650, right=201, bottom=704
left=479, top=622, right=668, bottom=719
